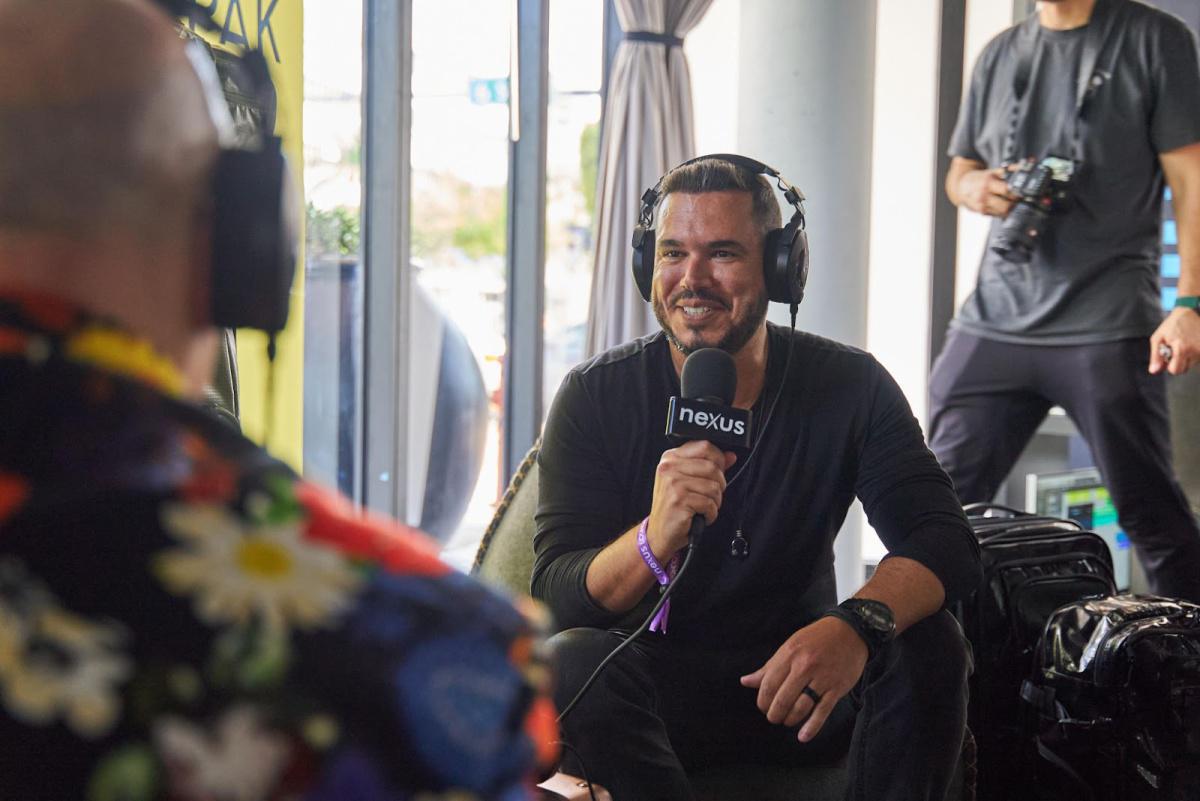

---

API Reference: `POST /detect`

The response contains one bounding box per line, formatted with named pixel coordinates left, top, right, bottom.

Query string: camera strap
left=1003, top=0, right=1131, bottom=165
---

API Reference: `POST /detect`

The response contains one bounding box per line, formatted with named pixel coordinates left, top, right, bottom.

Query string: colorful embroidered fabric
left=0, top=294, right=557, bottom=800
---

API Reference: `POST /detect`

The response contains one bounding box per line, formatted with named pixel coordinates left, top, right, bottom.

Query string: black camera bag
left=1022, top=595, right=1200, bottom=801
left=958, top=503, right=1116, bottom=801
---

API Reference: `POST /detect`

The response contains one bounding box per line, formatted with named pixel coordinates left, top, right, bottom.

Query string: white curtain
left=583, top=0, right=714, bottom=358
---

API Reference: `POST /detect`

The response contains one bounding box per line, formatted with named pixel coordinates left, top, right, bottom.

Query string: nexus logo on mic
left=677, top=406, right=747, bottom=436
left=666, top=397, right=753, bottom=450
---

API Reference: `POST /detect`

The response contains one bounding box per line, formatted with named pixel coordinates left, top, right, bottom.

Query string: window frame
left=362, top=0, right=414, bottom=516
left=503, top=0, right=551, bottom=483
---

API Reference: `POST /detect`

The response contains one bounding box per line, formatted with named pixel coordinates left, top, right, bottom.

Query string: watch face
left=850, top=600, right=895, bottom=637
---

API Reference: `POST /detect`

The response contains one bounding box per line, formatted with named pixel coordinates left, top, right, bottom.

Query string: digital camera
left=991, top=155, right=1076, bottom=264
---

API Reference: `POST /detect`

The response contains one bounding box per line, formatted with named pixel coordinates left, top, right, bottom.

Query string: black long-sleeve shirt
left=533, top=323, right=981, bottom=648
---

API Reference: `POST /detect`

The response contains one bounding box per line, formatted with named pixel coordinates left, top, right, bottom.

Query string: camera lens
left=992, top=202, right=1049, bottom=264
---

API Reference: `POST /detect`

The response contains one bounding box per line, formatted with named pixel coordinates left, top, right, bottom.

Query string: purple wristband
left=636, top=517, right=681, bottom=633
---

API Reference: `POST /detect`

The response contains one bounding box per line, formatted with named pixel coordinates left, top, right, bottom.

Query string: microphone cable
left=552, top=552, right=699, bottom=801
left=556, top=306, right=799, bottom=728
left=556, top=542, right=699, bottom=724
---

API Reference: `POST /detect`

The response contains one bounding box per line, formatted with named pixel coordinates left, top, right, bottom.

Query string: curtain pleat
left=583, top=0, right=714, bottom=358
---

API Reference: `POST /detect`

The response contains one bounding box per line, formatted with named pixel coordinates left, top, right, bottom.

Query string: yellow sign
left=184, top=0, right=305, bottom=468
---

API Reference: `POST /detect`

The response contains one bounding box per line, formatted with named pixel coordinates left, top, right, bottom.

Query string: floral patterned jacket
left=0, top=294, right=557, bottom=801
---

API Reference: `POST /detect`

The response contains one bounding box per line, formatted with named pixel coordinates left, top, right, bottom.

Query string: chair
left=472, top=443, right=975, bottom=801
left=201, top=329, right=241, bottom=429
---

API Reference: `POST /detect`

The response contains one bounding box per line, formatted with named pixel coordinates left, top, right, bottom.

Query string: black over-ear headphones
left=156, top=0, right=298, bottom=335
left=631, top=153, right=809, bottom=309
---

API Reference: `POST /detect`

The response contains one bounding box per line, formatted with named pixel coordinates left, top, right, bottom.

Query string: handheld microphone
left=667, top=348, right=753, bottom=449
left=665, top=348, right=753, bottom=541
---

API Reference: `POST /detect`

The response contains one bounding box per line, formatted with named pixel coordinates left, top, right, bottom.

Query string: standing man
left=937, top=0, right=1200, bottom=601
left=534, top=156, right=981, bottom=800
left=0, top=0, right=554, bottom=798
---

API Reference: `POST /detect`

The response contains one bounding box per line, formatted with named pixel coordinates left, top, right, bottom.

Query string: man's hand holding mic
left=646, top=440, right=736, bottom=560
left=584, top=348, right=745, bottom=613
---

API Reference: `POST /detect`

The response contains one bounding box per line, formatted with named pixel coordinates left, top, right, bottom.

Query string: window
left=357, top=0, right=608, bottom=569
left=543, top=0, right=604, bottom=414
left=410, top=0, right=514, bottom=568
left=303, top=1, right=364, bottom=497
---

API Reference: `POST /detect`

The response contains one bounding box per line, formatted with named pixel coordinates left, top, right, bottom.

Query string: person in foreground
left=937, top=0, right=1200, bottom=601
left=0, top=0, right=554, bottom=798
left=533, top=156, right=983, bottom=801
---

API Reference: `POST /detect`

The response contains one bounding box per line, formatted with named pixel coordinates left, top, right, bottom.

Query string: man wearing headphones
left=0, top=1, right=552, bottom=798
left=534, top=156, right=981, bottom=800
left=937, top=0, right=1200, bottom=603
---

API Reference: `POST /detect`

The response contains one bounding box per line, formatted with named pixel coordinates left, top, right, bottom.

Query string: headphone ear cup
left=210, top=145, right=298, bottom=332
left=631, top=225, right=655, bottom=302
left=763, top=217, right=808, bottom=305
left=788, top=224, right=809, bottom=306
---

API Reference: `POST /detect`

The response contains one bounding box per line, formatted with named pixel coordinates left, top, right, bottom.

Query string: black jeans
left=928, top=329, right=1200, bottom=602
left=550, top=610, right=969, bottom=801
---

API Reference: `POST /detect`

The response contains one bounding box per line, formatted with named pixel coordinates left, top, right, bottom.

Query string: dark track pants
left=929, top=329, right=1200, bottom=602
left=550, top=610, right=969, bottom=801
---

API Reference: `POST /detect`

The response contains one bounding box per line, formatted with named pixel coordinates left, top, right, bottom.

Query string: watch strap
left=1174, top=295, right=1200, bottom=311
left=822, top=606, right=880, bottom=661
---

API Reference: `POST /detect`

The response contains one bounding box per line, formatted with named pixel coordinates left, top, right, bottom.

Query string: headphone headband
left=637, top=153, right=806, bottom=230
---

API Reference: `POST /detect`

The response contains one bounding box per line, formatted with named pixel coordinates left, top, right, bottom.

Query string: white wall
left=866, top=0, right=942, bottom=426
left=687, top=0, right=741, bottom=155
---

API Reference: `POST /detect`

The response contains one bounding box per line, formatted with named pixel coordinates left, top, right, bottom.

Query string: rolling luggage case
left=1023, top=595, right=1200, bottom=801
left=959, top=504, right=1116, bottom=801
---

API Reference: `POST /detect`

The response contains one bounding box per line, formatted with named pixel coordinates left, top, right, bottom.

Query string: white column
left=737, top=0, right=877, bottom=348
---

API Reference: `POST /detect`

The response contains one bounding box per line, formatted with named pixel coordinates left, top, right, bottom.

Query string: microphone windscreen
left=681, top=348, right=737, bottom=405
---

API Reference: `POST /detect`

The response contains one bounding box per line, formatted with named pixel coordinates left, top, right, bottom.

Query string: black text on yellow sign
left=184, top=0, right=286, bottom=64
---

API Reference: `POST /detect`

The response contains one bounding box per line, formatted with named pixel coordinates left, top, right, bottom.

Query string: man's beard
left=653, top=288, right=769, bottom=356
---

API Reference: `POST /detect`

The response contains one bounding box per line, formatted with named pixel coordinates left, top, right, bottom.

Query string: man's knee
left=886, top=610, right=971, bottom=704
left=549, top=626, right=621, bottom=665
left=548, top=628, right=644, bottom=709
left=548, top=627, right=663, bottom=752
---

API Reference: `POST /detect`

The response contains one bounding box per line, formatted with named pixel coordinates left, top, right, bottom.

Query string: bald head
left=0, top=0, right=225, bottom=396
left=0, top=0, right=218, bottom=238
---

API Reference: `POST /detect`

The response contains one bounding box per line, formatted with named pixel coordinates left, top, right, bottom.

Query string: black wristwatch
left=822, top=599, right=896, bottom=661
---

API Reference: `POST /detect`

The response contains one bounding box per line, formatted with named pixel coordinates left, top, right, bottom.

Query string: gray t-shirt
left=948, top=0, right=1200, bottom=344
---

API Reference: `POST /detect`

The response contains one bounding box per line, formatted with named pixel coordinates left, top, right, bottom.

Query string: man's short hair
left=657, top=157, right=783, bottom=235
